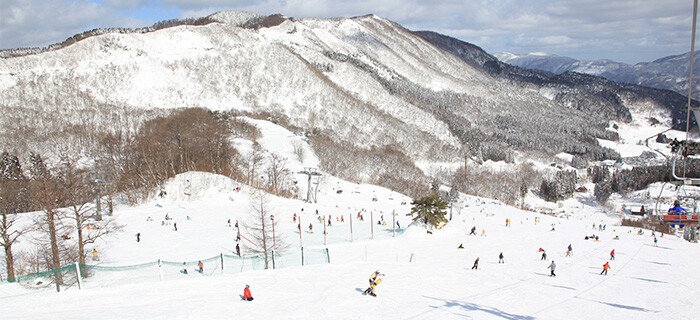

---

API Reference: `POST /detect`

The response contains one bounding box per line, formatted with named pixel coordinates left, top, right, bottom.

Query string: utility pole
left=297, top=168, right=321, bottom=203
left=87, top=172, right=106, bottom=221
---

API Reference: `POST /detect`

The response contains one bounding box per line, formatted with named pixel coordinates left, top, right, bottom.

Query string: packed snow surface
left=1, top=170, right=699, bottom=319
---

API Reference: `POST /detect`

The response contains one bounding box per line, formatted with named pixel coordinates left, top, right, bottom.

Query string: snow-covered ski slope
left=2, top=118, right=699, bottom=319
left=2, top=183, right=699, bottom=319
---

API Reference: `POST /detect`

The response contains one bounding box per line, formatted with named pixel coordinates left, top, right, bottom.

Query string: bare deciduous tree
left=241, top=190, right=287, bottom=269
left=266, top=154, right=290, bottom=196
left=0, top=151, right=30, bottom=281
left=28, top=152, right=65, bottom=285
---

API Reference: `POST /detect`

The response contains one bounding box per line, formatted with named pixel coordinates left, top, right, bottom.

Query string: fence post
left=371, top=211, right=374, bottom=240
left=158, top=259, right=163, bottom=281
left=220, top=253, right=224, bottom=275
left=75, top=262, right=82, bottom=290
left=301, top=247, right=305, bottom=266
left=272, top=250, right=276, bottom=269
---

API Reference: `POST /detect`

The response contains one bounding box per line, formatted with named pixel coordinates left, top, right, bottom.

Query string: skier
left=541, top=250, right=547, bottom=260
left=548, top=260, right=556, bottom=276
left=566, top=249, right=571, bottom=257
left=243, top=284, right=254, bottom=301
left=328, top=217, right=332, bottom=227
left=472, top=257, right=479, bottom=270
left=236, top=243, right=241, bottom=256
left=498, top=252, right=504, bottom=263
left=92, top=248, right=99, bottom=261
left=470, top=226, right=477, bottom=235
left=600, top=262, right=611, bottom=275
left=654, top=237, right=658, bottom=247
left=293, top=213, right=297, bottom=222
left=197, top=261, right=203, bottom=273
left=174, top=222, right=177, bottom=231
left=309, top=223, right=313, bottom=233
left=396, top=220, right=401, bottom=229
left=136, top=233, right=140, bottom=242
left=181, top=262, right=188, bottom=274
left=610, top=249, right=615, bottom=260
left=568, top=244, right=572, bottom=253
left=481, top=229, right=486, bottom=236
left=458, top=243, right=464, bottom=249
left=341, top=215, right=345, bottom=222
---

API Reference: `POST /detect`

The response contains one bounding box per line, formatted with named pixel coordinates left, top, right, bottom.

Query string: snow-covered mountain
left=0, top=11, right=692, bottom=171
left=496, top=51, right=700, bottom=100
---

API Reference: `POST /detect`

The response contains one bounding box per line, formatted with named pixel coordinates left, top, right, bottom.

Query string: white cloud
left=0, top=0, right=695, bottom=63
left=0, top=0, right=147, bottom=49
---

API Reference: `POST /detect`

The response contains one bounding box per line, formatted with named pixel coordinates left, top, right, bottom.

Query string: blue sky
left=0, top=0, right=697, bottom=64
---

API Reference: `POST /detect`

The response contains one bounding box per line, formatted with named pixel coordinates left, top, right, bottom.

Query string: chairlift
left=650, top=0, right=700, bottom=227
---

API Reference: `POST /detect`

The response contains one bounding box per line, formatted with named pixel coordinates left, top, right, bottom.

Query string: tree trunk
left=47, top=209, right=63, bottom=284
left=4, top=242, right=15, bottom=281
left=261, top=214, right=268, bottom=270
left=76, top=212, right=87, bottom=277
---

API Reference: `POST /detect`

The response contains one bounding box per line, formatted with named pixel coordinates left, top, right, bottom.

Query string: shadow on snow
left=423, top=296, right=536, bottom=320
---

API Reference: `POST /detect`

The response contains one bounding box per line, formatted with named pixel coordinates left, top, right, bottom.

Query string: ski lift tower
left=298, top=167, right=321, bottom=203
left=87, top=172, right=106, bottom=221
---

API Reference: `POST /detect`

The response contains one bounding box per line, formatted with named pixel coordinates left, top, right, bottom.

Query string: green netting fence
left=0, top=247, right=330, bottom=298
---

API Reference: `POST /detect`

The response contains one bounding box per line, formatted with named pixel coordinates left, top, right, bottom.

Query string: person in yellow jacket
left=364, top=270, right=384, bottom=296
left=92, top=249, right=99, bottom=261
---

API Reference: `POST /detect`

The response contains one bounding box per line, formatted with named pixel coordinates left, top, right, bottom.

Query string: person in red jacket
left=243, top=284, right=253, bottom=301
left=610, top=249, right=615, bottom=260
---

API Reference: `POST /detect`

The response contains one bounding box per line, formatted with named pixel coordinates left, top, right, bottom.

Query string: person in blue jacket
left=668, top=200, right=687, bottom=215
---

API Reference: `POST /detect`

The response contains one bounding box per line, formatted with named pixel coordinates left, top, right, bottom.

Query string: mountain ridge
left=496, top=50, right=700, bottom=100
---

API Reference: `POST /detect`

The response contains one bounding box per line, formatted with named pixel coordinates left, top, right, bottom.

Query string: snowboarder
left=92, top=248, right=99, bottom=261
left=610, top=249, right=615, bottom=260
left=470, top=226, right=477, bottom=235
left=181, top=262, right=188, bottom=274
left=136, top=233, right=140, bottom=242
left=600, top=262, right=611, bottom=275
left=472, top=257, right=479, bottom=270
left=541, top=250, right=547, bottom=260
left=498, top=252, right=504, bottom=263
left=364, top=270, right=384, bottom=296
left=198, top=261, right=203, bottom=273
left=243, top=284, right=254, bottom=301
left=548, top=260, right=556, bottom=276
left=236, top=243, right=241, bottom=256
